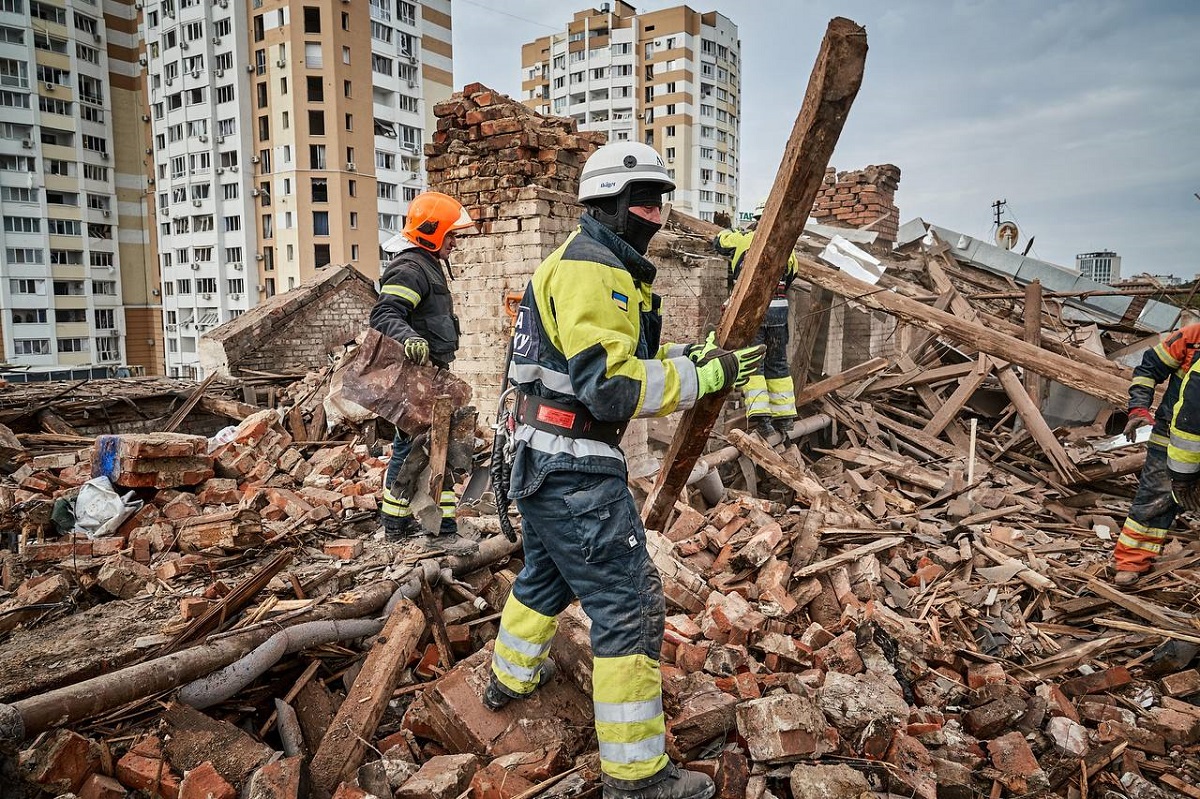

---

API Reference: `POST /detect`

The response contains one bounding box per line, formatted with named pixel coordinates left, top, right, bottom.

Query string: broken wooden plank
left=308, top=599, right=426, bottom=799
left=789, top=256, right=1129, bottom=405
left=792, top=536, right=904, bottom=579
left=794, top=357, right=889, bottom=408
left=1023, top=280, right=1044, bottom=410
left=726, top=428, right=867, bottom=523
left=864, top=360, right=977, bottom=394
left=1086, top=579, right=1191, bottom=632
left=426, top=394, right=453, bottom=500
left=995, top=365, right=1082, bottom=483
left=973, top=538, right=1056, bottom=592
left=923, top=354, right=991, bottom=437
left=642, top=17, right=869, bottom=532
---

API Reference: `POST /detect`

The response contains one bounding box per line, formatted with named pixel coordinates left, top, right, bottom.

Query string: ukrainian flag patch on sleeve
left=611, top=291, right=629, bottom=311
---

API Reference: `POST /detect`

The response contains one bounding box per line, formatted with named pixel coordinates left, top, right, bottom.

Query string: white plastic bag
left=74, top=476, right=143, bottom=539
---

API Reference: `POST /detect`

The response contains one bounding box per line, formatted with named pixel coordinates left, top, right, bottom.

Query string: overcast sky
left=450, top=0, right=1200, bottom=278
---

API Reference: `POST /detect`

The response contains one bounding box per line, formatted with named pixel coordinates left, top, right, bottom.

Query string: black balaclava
left=586, top=181, right=665, bottom=256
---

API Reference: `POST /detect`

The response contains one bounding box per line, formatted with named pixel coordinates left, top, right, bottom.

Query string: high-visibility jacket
left=506, top=214, right=700, bottom=498
left=712, top=228, right=798, bottom=296
left=1130, top=323, right=1200, bottom=445
left=369, top=244, right=459, bottom=368
left=1168, top=347, right=1200, bottom=482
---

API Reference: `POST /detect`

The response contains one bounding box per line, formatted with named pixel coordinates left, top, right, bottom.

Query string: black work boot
left=751, top=416, right=775, bottom=439
left=773, top=415, right=797, bottom=437
left=602, top=762, right=715, bottom=799
left=382, top=515, right=419, bottom=543
left=482, top=657, right=557, bottom=710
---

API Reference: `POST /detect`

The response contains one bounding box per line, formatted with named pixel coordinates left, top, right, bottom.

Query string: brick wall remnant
left=199, top=265, right=376, bottom=378
left=811, top=164, right=902, bottom=244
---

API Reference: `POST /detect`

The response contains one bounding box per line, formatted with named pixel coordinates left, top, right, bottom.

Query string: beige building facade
left=140, top=0, right=453, bottom=378
left=520, top=1, right=740, bottom=223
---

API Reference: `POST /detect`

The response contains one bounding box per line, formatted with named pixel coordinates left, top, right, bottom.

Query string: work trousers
left=381, top=430, right=457, bottom=535
left=743, top=304, right=796, bottom=421
left=491, top=470, right=668, bottom=783
left=1115, top=440, right=1177, bottom=573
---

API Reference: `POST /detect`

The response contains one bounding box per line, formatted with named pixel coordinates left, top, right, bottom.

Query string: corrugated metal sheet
left=896, top=218, right=1180, bottom=332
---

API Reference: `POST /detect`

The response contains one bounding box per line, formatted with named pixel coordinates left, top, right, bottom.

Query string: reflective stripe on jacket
left=712, top=228, right=798, bottom=293
left=1131, top=323, right=1200, bottom=437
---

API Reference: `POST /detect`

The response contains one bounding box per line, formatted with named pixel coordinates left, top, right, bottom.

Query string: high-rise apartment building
left=520, top=1, right=740, bottom=223
left=1077, top=250, right=1121, bottom=285
left=139, top=0, right=452, bottom=378
left=0, top=0, right=152, bottom=376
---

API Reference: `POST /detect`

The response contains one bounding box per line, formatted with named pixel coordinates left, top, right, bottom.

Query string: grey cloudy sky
left=451, top=0, right=1200, bottom=278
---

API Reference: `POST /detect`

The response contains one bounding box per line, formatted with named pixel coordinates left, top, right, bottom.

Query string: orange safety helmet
left=402, top=191, right=475, bottom=252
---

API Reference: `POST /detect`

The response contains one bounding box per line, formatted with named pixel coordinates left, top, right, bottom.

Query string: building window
left=308, top=110, right=325, bottom=135
left=307, top=75, right=323, bottom=101
left=196, top=278, right=217, bottom=294
left=13, top=339, right=50, bottom=356
left=11, top=308, right=47, bottom=324
left=303, top=6, right=320, bottom=33
left=312, top=211, right=329, bottom=236
left=92, top=280, right=117, bottom=295
left=311, top=178, right=328, bottom=202
left=314, top=244, right=331, bottom=267
left=57, top=337, right=89, bottom=353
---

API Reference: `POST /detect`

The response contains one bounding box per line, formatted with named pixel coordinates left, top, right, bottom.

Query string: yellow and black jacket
left=1131, top=323, right=1200, bottom=447
left=712, top=227, right=798, bottom=295
left=507, top=214, right=700, bottom=498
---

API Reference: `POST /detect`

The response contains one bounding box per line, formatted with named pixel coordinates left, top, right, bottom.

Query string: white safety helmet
left=752, top=200, right=767, bottom=219
left=578, top=142, right=675, bottom=203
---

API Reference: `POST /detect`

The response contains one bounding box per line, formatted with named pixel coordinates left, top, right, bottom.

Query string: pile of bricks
left=4, top=407, right=386, bottom=605
left=93, top=432, right=215, bottom=490
left=810, top=163, right=902, bottom=244
left=426, top=82, right=605, bottom=228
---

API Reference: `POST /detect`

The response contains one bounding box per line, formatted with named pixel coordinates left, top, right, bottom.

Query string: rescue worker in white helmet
left=712, top=200, right=800, bottom=439
left=370, top=190, right=478, bottom=555
left=484, top=141, right=764, bottom=799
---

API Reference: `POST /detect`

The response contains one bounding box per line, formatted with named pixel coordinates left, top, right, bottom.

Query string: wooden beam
left=1023, top=280, right=1044, bottom=410
left=727, top=428, right=869, bottom=524
left=791, top=258, right=1130, bottom=405
left=1086, top=578, right=1191, bottom=632
left=923, top=354, right=991, bottom=437
left=795, top=356, right=889, bottom=408
left=793, top=536, right=904, bottom=579
left=308, top=599, right=426, bottom=799
left=864, top=360, right=977, bottom=394
left=426, top=395, right=453, bottom=500
left=1070, top=451, right=1146, bottom=485
left=643, top=17, right=869, bottom=532
left=995, top=365, right=1080, bottom=482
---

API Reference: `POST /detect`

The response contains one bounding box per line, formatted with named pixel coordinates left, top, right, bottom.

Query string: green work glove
left=695, top=344, right=766, bottom=397
left=403, top=336, right=430, bottom=365
left=686, top=330, right=719, bottom=363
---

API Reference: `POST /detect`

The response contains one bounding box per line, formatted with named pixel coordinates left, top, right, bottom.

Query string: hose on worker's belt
left=491, top=387, right=518, bottom=543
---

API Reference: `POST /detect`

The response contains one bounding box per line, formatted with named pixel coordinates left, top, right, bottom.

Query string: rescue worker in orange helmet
left=370, top=191, right=477, bottom=554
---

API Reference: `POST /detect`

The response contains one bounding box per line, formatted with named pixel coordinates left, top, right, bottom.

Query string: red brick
left=330, top=784, right=368, bottom=799
left=300, top=487, right=344, bottom=508
left=244, top=756, right=303, bottom=799
left=734, top=693, right=835, bottom=762
left=1143, top=706, right=1200, bottom=745
left=813, top=631, right=864, bottom=675
left=265, top=488, right=314, bottom=520
left=19, top=729, right=100, bottom=793
left=905, top=563, right=945, bottom=587
left=79, top=773, right=127, bottom=799
left=885, top=733, right=937, bottom=799
left=1035, top=682, right=1080, bottom=723
left=1096, top=720, right=1167, bottom=755
left=180, top=761, right=236, bottom=799
left=162, top=492, right=202, bottom=520
left=394, top=753, right=480, bottom=799
left=116, top=751, right=181, bottom=799
left=180, top=597, right=212, bottom=620
left=987, top=731, right=1048, bottom=794
left=468, top=756, right=536, bottom=799
left=966, top=662, right=1007, bottom=690
left=323, top=539, right=363, bottom=560
left=1060, top=666, right=1132, bottom=697
left=197, top=478, right=242, bottom=506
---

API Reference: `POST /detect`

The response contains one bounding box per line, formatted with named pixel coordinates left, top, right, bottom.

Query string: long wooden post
left=643, top=17, right=869, bottom=532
